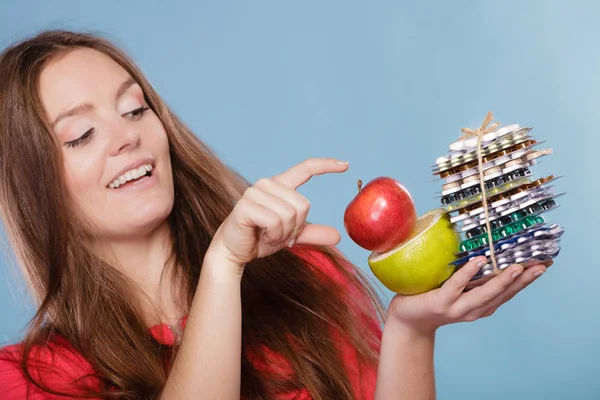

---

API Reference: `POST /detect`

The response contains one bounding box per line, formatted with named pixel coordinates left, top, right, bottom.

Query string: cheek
left=63, top=153, right=104, bottom=201
left=144, top=117, right=171, bottom=161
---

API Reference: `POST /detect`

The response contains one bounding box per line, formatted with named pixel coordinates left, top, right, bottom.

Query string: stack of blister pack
left=431, top=116, right=565, bottom=289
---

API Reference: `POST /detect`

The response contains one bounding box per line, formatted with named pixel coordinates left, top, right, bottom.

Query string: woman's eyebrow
left=115, top=77, right=137, bottom=101
left=51, top=78, right=137, bottom=129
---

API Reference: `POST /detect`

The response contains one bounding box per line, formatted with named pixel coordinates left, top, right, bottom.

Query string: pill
left=449, top=140, right=465, bottom=152
left=464, top=137, right=479, bottom=148
left=482, top=131, right=497, bottom=142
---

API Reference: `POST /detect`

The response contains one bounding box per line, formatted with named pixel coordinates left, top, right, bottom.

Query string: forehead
left=39, top=48, right=132, bottom=119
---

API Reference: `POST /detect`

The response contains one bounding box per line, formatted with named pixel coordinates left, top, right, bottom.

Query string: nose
left=108, top=124, right=141, bottom=156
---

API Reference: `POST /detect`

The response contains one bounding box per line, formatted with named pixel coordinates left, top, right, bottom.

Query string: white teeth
left=108, top=163, right=153, bottom=189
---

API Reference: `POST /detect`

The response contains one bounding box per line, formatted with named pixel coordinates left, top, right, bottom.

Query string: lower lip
left=109, top=172, right=158, bottom=193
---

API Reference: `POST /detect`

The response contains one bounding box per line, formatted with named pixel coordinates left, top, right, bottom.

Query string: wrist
left=202, top=248, right=246, bottom=283
left=385, top=309, right=438, bottom=341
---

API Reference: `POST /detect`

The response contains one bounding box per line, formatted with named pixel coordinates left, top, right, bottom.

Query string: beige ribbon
left=459, top=111, right=500, bottom=275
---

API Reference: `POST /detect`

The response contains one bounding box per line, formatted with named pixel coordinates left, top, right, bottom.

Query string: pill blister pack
left=439, top=165, right=534, bottom=206
left=443, top=174, right=562, bottom=213
left=432, top=119, right=565, bottom=289
left=432, top=126, right=532, bottom=173
left=458, top=187, right=564, bottom=234
left=434, top=144, right=553, bottom=185
left=453, top=223, right=565, bottom=263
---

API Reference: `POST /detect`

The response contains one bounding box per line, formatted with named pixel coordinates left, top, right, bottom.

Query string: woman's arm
left=375, top=317, right=436, bottom=400
left=160, top=158, right=349, bottom=400
left=160, top=254, right=243, bottom=400
left=375, top=256, right=547, bottom=400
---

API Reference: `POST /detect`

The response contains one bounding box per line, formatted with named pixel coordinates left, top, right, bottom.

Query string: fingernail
left=533, top=270, right=544, bottom=277
left=287, top=238, right=296, bottom=247
left=477, top=260, right=487, bottom=268
left=336, top=160, right=348, bottom=165
left=511, top=270, right=522, bottom=279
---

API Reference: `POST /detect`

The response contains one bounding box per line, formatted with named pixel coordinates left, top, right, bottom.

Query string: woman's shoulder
left=0, top=335, right=100, bottom=399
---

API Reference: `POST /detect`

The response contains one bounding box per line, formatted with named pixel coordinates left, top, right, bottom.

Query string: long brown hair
left=0, top=30, right=384, bottom=399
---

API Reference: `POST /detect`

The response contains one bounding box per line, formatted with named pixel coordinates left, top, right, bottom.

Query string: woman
left=0, top=30, right=546, bottom=400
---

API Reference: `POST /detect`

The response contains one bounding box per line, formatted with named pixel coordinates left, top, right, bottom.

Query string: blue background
left=0, top=1, right=596, bottom=399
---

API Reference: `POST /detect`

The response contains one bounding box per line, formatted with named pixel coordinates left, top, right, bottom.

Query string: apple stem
left=357, top=179, right=363, bottom=193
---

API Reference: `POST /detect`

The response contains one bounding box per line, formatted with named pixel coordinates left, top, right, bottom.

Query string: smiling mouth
left=108, top=164, right=153, bottom=189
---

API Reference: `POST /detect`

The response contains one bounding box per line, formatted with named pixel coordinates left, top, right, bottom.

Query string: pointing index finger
left=273, top=158, right=349, bottom=189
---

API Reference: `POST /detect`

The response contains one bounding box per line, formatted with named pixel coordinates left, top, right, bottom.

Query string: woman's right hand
left=205, top=158, right=350, bottom=277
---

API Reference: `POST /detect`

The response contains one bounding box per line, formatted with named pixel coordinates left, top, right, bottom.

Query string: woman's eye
left=65, top=128, right=95, bottom=148
left=124, top=106, right=150, bottom=120
left=62, top=106, right=149, bottom=148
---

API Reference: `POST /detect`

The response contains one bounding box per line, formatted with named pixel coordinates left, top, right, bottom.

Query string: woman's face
left=39, top=48, right=174, bottom=240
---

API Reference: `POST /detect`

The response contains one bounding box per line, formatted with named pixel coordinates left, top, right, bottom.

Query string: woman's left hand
left=387, top=256, right=549, bottom=334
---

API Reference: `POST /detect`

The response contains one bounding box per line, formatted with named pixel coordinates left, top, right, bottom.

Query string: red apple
left=343, top=177, right=417, bottom=253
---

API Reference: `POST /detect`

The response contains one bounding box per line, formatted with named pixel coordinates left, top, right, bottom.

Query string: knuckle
left=267, top=211, right=281, bottom=226
left=254, top=177, right=271, bottom=188
left=501, top=292, right=516, bottom=305
left=283, top=203, right=297, bottom=223
left=303, top=158, right=316, bottom=171
left=236, top=197, right=249, bottom=208
left=463, top=313, right=479, bottom=322
left=447, top=307, right=466, bottom=321
left=265, top=217, right=283, bottom=238
left=296, top=197, right=310, bottom=215
left=233, top=198, right=250, bottom=217
left=433, top=303, right=449, bottom=318
left=302, top=198, right=311, bottom=212
left=244, top=186, right=258, bottom=197
left=275, top=215, right=285, bottom=230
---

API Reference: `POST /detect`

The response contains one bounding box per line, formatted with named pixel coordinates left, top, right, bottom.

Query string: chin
left=136, top=201, right=173, bottom=229
left=103, top=198, right=174, bottom=239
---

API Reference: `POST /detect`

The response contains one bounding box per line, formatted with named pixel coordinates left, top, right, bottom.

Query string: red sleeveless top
left=0, top=247, right=381, bottom=399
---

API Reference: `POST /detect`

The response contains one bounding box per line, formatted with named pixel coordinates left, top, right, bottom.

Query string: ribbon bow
left=459, top=111, right=500, bottom=140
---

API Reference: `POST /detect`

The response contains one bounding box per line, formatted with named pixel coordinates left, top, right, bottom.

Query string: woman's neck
left=104, top=222, right=185, bottom=327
